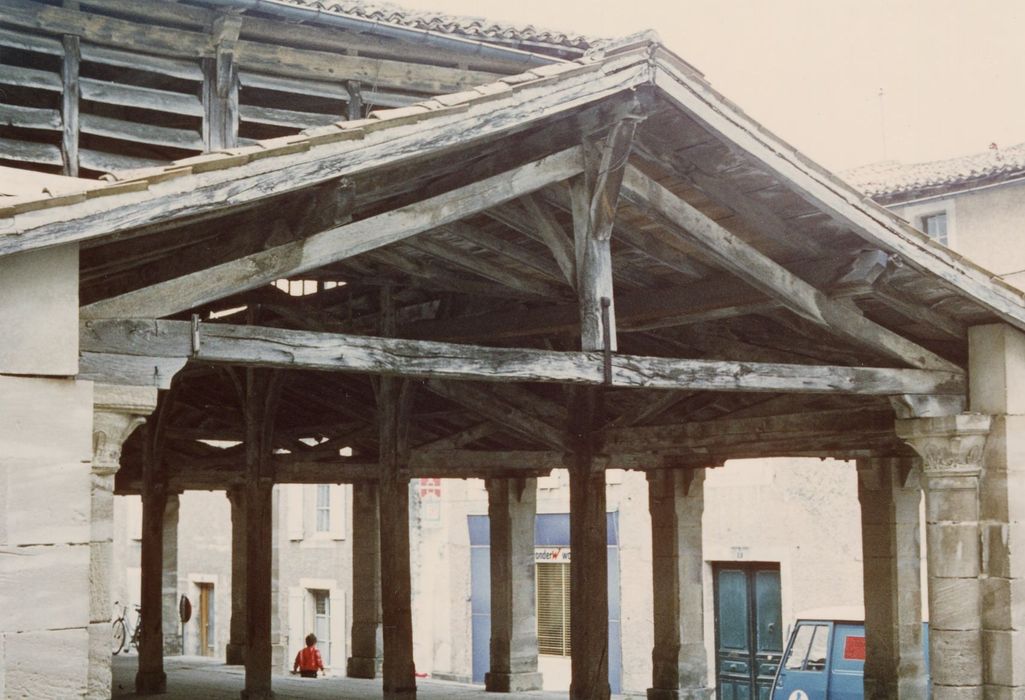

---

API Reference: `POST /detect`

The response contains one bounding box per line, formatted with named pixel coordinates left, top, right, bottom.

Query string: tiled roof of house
left=266, top=0, right=596, bottom=53
left=843, top=142, right=1025, bottom=202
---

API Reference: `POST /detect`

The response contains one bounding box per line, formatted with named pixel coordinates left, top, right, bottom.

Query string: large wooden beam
left=80, top=319, right=966, bottom=396
left=603, top=407, right=896, bottom=452
left=80, top=148, right=583, bottom=320
left=620, top=166, right=962, bottom=373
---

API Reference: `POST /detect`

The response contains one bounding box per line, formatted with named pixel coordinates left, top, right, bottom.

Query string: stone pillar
left=896, top=413, right=991, bottom=700
left=856, top=457, right=926, bottom=699
left=226, top=487, right=247, bottom=665
left=137, top=484, right=169, bottom=694
left=567, top=388, right=610, bottom=700
left=968, top=324, right=1025, bottom=695
left=485, top=477, right=542, bottom=693
left=347, top=481, right=383, bottom=679
left=89, top=384, right=157, bottom=699
left=243, top=481, right=274, bottom=700
left=646, top=469, right=711, bottom=700
left=162, top=493, right=181, bottom=656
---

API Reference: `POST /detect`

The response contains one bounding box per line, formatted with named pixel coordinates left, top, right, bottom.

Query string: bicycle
left=112, top=602, right=142, bottom=655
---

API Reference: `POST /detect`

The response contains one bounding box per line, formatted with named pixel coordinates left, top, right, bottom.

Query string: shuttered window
left=536, top=562, right=571, bottom=656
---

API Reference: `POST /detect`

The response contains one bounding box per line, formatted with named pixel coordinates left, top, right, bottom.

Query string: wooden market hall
left=1, top=1, right=1024, bottom=699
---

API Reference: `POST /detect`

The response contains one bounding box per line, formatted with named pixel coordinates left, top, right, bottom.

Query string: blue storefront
left=468, top=512, right=622, bottom=693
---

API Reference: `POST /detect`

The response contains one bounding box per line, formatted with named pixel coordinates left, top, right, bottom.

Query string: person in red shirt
left=292, top=633, right=325, bottom=678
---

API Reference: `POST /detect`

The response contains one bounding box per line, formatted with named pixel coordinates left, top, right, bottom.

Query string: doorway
left=712, top=562, right=783, bottom=700
left=197, top=582, right=215, bottom=657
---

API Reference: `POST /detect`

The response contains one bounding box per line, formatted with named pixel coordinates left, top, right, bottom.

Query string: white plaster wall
left=0, top=376, right=94, bottom=698
left=0, top=246, right=79, bottom=376
left=891, top=179, right=1025, bottom=289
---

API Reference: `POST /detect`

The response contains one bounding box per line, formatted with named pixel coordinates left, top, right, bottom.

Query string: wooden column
left=896, top=414, right=991, bottom=700
left=60, top=34, right=79, bottom=176
left=857, top=458, right=927, bottom=699
left=378, top=289, right=417, bottom=699
left=485, top=477, right=542, bottom=692
left=563, top=119, right=635, bottom=700
left=242, top=369, right=278, bottom=700
left=647, top=469, right=711, bottom=700
left=347, top=481, right=383, bottom=679
left=202, top=14, right=241, bottom=151
left=136, top=424, right=168, bottom=694
left=225, top=486, right=247, bottom=665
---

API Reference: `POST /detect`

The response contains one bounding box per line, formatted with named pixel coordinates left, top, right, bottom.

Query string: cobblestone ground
left=112, top=655, right=591, bottom=699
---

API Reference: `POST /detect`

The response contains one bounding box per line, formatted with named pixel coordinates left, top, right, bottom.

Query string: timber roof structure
left=2, top=0, right=1024, bottom=493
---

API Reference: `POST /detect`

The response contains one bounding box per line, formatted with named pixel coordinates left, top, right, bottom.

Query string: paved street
left=112, top=655, right=591, bottom=699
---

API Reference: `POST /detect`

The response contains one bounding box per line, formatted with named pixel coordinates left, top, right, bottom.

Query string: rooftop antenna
left=877, top=87, right=888, bottom=161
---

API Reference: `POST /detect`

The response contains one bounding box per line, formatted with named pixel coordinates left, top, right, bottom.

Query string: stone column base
left=647, top=688, right=714, bottom=700
left=485, top=670, right=543, bottom=692
left=346, top=655, right=382, bottom=679
left=135, top=670, right=167, bottom=694
left=87, top=622, right=112, bottom=700
left=225, top=642, right=246, bottom=665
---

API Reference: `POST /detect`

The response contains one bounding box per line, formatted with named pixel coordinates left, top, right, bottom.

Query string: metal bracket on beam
left=191, top=314, right=202, bottom=358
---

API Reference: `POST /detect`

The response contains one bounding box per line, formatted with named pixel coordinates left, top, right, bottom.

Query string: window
left=315, top=485, right=331, bottom=533
left=782, top=623, right=829, bottom=672
left=311, top=589, right=331, bottom=666
left=920, top=212, right=948, bottom=245
left=536, top=562, right=571, bottom=656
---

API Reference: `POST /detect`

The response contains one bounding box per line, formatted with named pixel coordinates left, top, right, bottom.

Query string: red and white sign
left=535, top=547, right=570, bottom=562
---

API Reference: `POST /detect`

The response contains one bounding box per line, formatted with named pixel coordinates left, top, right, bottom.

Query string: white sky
left=397, top=0, right=1025, bottom=171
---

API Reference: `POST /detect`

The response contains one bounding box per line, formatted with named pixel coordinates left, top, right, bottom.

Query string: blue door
left=771, top=621, right=831, bottom=699
left=714, top=564, right=784, bottom=700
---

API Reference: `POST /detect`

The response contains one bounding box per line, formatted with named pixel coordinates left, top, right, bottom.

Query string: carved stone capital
left=92, top=383, right=159, bottom=476
left=894, top=413, right=991, bottom=479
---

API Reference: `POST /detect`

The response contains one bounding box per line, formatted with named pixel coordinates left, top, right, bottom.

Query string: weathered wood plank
left=0, top=25, right=62, bottom=54
left=238, top=103, right=338, bottom=129
left=79, top=147, right=584, bottom=319
left=81, top=42, right=202, bottom=81
left=79, top=319, right=967, bottom=396
left=0, top=103, right=61, bottom=130
left=0, top=0, right=213, bottom=58
left=80, top=77, right=203, bottom=116
left=621, top=166, right=962, bottom=373
left=80, top=113, right=204, bottom=150
left=78, top=148, right=165, bottom=174
left=238, top=70, right=416, bottom=109
left=233, top=39, right=500, bottom=94
left=0, top=137, right=63, bottom=166
left=4, top=50, right=650, bottom=256
left=0, top=64, right=62, bottom=91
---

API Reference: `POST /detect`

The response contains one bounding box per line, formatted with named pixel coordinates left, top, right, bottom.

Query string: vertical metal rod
left=600, top=296, right=612, bottom=385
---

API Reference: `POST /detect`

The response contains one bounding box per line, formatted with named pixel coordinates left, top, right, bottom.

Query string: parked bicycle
left=111, top=602, right=142, bottom=655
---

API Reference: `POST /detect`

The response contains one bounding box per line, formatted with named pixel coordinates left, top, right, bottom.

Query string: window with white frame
left=920, top=212, right=949, bottom=245
left=286, top=484, right=346, bottom=541
left=315, top=485, right=331, bottom=533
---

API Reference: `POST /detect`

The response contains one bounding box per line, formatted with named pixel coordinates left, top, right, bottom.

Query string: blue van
left=769, top=607, right=930, bottom=700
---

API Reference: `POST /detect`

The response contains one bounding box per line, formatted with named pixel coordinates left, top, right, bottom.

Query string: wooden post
left=136, top=424, right=168, bottom=694
left=378, top=288, right=417, bottom=699
left=346, top=81, right=363, bottom=121
left=60, top=34, right=79, bottom=176
left=485, top=477, right=542, bottom=692
left=563, top=121, right=634, bottom=700
left=346, top=481, right=383, bottom=678
left=225, top=486, right=247, bottom=665
left=202, top=14, right=241, bottom=151
left=242, top=368, right=278, bottom=700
